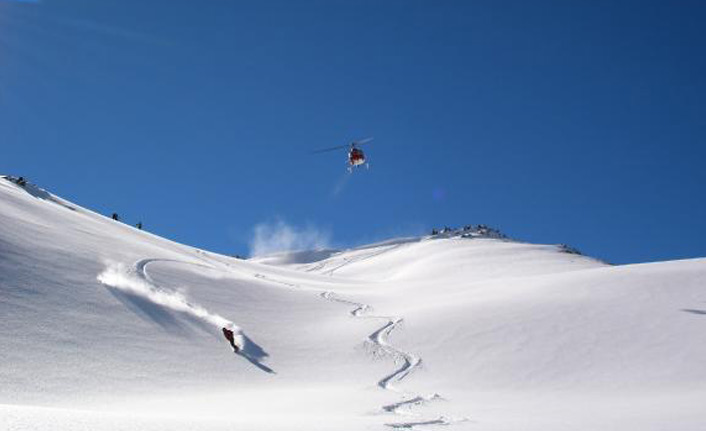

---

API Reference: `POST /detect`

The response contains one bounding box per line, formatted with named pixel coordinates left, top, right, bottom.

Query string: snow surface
left=1, top=176, right=705, bottom=430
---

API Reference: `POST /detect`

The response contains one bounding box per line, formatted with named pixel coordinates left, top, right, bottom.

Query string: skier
left=222, top=327, right=239, bottom=353
left=112, top=213, right=119, bottom=221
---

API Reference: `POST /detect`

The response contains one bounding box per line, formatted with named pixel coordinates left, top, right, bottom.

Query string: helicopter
left=312, top=138, right=373, bottom=172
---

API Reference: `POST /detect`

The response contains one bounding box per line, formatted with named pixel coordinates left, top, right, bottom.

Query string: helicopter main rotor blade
left=311, top=137, right=373, bottom=154
left=311, top=144, right=350, bottom=154
left=353, top=137, right=374, bottom=145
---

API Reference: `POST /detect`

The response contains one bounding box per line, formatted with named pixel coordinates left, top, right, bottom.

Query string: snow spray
left=97, top=261, right=236, bottom=330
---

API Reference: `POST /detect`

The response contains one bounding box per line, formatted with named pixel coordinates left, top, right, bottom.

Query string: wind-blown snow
left=249, top=219, right=331, bottom=257
left=1, top=175, right=705, bottom=431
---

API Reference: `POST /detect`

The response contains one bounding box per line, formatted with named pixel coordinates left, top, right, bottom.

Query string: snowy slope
left=1, top=176, right=705, bottom=430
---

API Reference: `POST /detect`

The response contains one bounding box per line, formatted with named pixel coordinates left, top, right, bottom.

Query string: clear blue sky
left=1, top=0, right=704, bottom=264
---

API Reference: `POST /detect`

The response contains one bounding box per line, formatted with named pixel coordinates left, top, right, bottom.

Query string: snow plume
left=250, top=219, right=331, bottom=257
left=97, top=261, right=234, bottom=330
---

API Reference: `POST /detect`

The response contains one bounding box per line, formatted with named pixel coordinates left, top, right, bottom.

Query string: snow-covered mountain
left=1, top=175, right=705, bottom=431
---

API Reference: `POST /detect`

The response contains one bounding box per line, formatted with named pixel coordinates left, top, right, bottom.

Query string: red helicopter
left=313, top=138, right=373, bottom=172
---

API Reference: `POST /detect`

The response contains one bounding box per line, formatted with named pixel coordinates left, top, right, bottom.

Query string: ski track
left=320, top=243, right=407, bottom=276
left=320, top=291, right=456, bottom=429
left=309, top=245, right=464, bottom=428
left=135, top=258, right=213, bottom=284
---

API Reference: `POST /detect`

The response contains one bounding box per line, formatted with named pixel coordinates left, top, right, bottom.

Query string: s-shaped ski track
left=320, top=291, right=464, bottom=428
